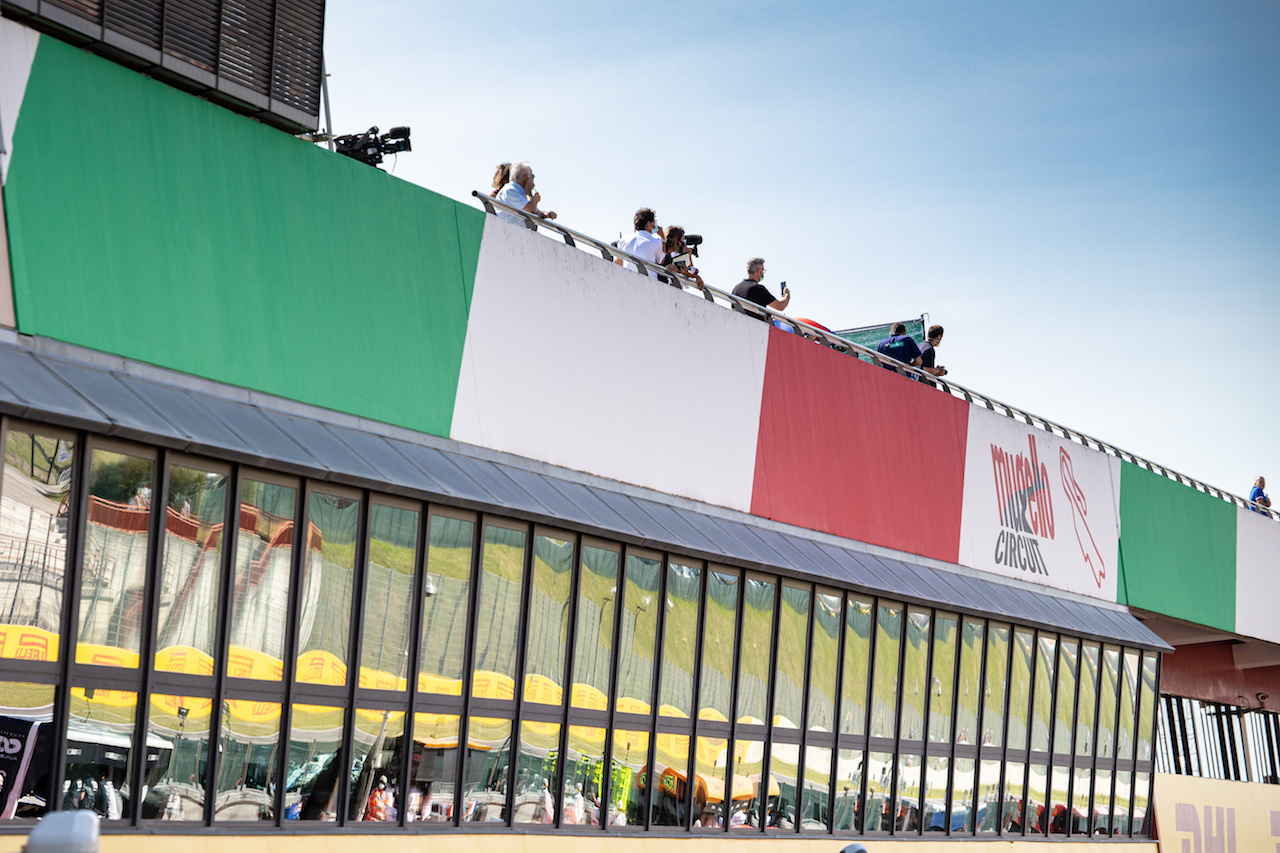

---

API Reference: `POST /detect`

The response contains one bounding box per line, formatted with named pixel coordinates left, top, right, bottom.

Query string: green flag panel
left=4, top=37, right=482, bottom=438
left=1117, top=462, right=1236, bottom=632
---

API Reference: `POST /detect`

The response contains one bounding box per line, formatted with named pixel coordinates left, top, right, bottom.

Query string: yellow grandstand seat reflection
left=523, top=672, right=562, bottom=705
left=416, top=672, right=463, bottom=695
left=470, top=670, right=514, bottom=701
left=570, top=682, right=608, bottom=710
left=226, top=644, right=284, bottom=680
left=0, top=624, right=59, bottom=661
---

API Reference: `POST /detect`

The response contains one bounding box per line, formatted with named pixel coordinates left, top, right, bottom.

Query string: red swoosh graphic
left=1060, top=448, right=1105, bottom=588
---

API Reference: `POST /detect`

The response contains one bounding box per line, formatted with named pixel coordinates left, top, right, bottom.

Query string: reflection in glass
left=142, top=693, right=210, bottom=821
left=769, top=740, right=799, bottom=829
left=864, top=750, right=892, bottom=831
left=1093, top=767, right=1113, bottom=835
left=1133, top=771, right=1151, bottom=837
left=900, top=609, right=929, bottom=743
left=808, top=590, right=839, bottom=733
left=1048, top=765, right=1069, bottom=834
left=419, top=514, right=473, bottom=696
left=983, top=624, right=1009, bottom=748
left=840, top=598, right=872, bottom=736
left=571, top=545, right=618, bottom=711
left=155, top=466, right=226, bottom=676
left=611, top=729, right=648, bottom=828
left=1027, top=762, right=1048, bottom=833
left=928, top=614, right=957, bottom=744
left=0, top=681, right=56, bottom=818
left=774, top=583, right=809, bottom=730
left=659, top=561, right=701, bottom=719
left=408, top=713, right=459, bottom=822
left=869, top=604, right=902, bottom=740
left=955, top=619, right=983, bottom=747
left=348, top=708, right=405, bottom=822
left=729, top=738, right=764, bottom=829
left=515, top=721, right=561, bottom=824
left=359, top=504, right=419, bottom=692
left=651, top=730, right=689, bottom=827
left=214, top=697, right=279, bottom=821
left=295, top=492, right=360, bottom=687
left=799, top=744, right=830, bottom=831
left=1113, top=770, right=1133, bottom=836
left=700, top=571, right=738, bottom=721
left=1076, top=642, right=1099, bottom=758
left=473, top=525, right=526, bottom=700
left=617, top=553, right=660, bottom=710
left=832, top=748, right=862, bottom=832
left=951, top=756, right=975, bottom=833
left=564, top=726, right=606, bottom=825
left=0, top=430, right=73, bottom=663
left=923, top=756, right=949, bottom=830
left=1053, top=641, right=1079, bottom=757
left=976, top=758, right=1001, bottom=833
left=694, top=735, right=726, bottom=828
left=1117, top=650, right=1139, bottom=760
left=1003, top=760, right=1026, bottom=832
left=894, top=753, right=921, bottom=832
left=524, top=534, right=573, bottom=708
left=78, top=448, right=154, bottom=667
left=1030, top=635, right=1056, bottom=753
left=1007, top=629, right=1034, bottom=751
left=737, top=575, right=775, bottom=724
left=1098, top=646, right=1120, bottom=761
left=65, top=686, right=137, bottom=820
left=285, top=703, right=345, bottom=821
left=226, top=479, right=296, bottom=681
left=1136, top=654, right=1157, bottom=762
left=462, top=716, right=511, bottom=822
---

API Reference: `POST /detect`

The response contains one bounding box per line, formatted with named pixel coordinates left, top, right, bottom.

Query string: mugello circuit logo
left=989, top=435, right=1106, bottom=589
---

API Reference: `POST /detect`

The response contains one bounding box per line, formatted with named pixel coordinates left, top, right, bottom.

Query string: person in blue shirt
left=875, top=322, right=922, bottom=372
left=1249, top=476, right=1271, bottom=512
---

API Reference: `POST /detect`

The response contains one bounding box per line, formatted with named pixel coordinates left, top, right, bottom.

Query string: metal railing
left=472, top=191, right=1278, bottom=522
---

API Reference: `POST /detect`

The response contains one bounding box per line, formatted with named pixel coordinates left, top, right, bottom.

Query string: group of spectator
left=487, top=164, right=945, bottom=380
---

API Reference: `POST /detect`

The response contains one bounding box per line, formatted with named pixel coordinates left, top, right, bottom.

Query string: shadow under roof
left=0, top=338, right=1170, bottom=652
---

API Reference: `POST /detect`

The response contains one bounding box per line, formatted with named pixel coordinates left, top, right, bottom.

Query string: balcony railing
left=473, top=191, right=1278, bottom=523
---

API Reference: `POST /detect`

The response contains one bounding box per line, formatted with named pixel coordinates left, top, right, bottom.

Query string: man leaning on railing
left=496, top=162, right=556, bottom=224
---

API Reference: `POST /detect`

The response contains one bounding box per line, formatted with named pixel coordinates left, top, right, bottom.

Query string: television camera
left=334, top=126, right=411, bottom=169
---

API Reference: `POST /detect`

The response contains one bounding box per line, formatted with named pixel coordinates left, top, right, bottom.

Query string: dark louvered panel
left=219, top=0, right=274, bottom=96
left=163, top=0, right=221, bottom=72
left=271, top=0, right=323, bottom=114
left=43, top=0, right=101, bottom=23
left=105, top=0, right=163, bottom=49
left=23, top=0, right=324, bottom=130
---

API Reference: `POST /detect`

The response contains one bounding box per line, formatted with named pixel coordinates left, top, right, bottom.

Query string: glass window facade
left=0, top=415, right=1162, bottom=837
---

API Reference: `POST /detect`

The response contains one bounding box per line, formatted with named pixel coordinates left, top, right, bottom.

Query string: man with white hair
left=495, top=162, right=556, bottom=224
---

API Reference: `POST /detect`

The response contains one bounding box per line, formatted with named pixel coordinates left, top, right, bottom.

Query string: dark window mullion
left=334, top=490, right=371, bottom=826
left=683, top=559, right=707, bottom=832
left=397, top=502, right=430, bottom=828
left=272, top=476, right=312, bottom=825
left=823, top=589, right=848, bottom=836
left=126, top=446, right=167, bottom=825
left=503, top=521, right=536, bottom=827
left=204, top=461, right=241, bottom=826
left=552, top=532, right=583, bottom=830
left=49, top=428, right=91, bottom=812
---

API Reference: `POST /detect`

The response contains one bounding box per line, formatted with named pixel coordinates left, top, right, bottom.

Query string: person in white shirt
left=616, top=208, right=666, bottom=279
left=495, top=162, right=556, bottom=224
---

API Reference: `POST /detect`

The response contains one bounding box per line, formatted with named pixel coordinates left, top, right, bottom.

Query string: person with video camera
left=496, top=162, right=556, bottom=225
left=661, top=227, right=706, bottom=290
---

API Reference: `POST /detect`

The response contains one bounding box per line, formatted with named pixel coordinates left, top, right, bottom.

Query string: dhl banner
left=1153, top=772, right=1280, bottom=852
left=958, top=405, right=1122, bottom=600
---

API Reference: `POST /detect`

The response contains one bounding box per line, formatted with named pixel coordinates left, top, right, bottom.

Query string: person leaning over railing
left=1250, top=476, right=1272, bottom=512
left=731, top=257, right=790, bottom=312
left=615, top=208, right=666, bottom=279
left=661, top=226, right=706, bottom=290
left=875, top=322, right=922, bottom=372
left=496, top=162, right=556, bottom=224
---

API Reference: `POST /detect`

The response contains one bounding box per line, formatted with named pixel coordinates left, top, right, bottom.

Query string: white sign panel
left=958, top=406, right=1121, bottom=601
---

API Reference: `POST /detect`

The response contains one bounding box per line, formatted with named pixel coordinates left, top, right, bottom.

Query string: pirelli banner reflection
left=958, top=405, right=1122, bottom=600
left=1154, top=772, right=1280, bottom=852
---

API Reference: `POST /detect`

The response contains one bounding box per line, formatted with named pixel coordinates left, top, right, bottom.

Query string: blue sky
left=323, top=1, right=1280, bottom=501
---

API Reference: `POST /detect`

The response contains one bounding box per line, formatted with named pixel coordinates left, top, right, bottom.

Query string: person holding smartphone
left=731, top=257, right=790, bottom=312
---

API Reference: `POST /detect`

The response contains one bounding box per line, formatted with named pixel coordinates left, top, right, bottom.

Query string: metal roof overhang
left=0, top=335, right=1171, bottom=652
